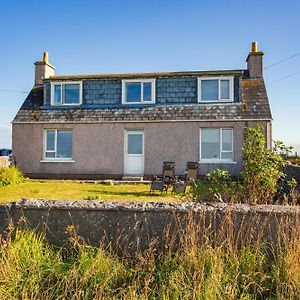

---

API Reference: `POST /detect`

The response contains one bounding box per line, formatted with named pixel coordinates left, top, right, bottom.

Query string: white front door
left=124, top=130, right=144, bottom=175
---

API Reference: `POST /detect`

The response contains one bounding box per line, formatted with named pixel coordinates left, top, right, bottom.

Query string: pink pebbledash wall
left=12, top=120, right=270, bottom=179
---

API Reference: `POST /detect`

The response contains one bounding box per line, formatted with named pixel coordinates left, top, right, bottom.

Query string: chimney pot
left=43, top=51, right=49, bottom=64
left=252, top=41, right=258, bottom=53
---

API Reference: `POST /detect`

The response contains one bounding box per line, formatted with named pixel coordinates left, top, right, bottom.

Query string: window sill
left=50, top=103, right=82, bottom=106
left=40, top=160, right=75, bottom=163
left=199, top=160, right=237, bottom=164
left=122, top=101, right=155, bottom=105
left=198, top=100, right=234, bottom=104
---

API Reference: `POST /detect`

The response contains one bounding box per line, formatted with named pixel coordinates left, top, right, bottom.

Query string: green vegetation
left=0, top=180, right=181, bottom=203
left=190, top=169, right=242, bottom=203
left=0, top=167, right=25, bottom=187
left=242, top=125, right=291, bottom=203
left=1, top=223, right=300, bottom=299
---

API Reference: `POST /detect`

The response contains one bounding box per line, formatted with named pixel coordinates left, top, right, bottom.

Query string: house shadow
left=87, top=189, right=160, bottom=198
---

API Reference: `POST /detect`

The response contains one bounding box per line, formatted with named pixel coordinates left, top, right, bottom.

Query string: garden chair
left=150, top=161, right=175, bottom=192
left=172, top=161, right=199, bottom=193
left=185, top=161, right=199, bottom=184
left=162, top=161, right=175, bottom=185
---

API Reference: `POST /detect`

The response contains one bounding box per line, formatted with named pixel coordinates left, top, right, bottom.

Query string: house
left=12, top=42, right=272, bottom=179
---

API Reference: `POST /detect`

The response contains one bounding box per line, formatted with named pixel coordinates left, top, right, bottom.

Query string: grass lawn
left=0, top=180, right=184, bottom=203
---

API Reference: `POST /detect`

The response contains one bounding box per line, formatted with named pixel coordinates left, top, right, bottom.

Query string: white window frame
left=197, top=76, right=234, bottom=103
left=121, top=79, right=156, bottom=104
left=42, top=129, right=74, bottom=162
left=50, top=81, right=83, bottom=106
left=199, top=128, right=234, bottom=163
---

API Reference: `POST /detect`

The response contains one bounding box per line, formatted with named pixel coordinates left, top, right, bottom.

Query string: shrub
left=0, top=167, right=25, bottom=187
left=190, top=168, right=241, bottom=202
left=242, top=124, right=291, bottom=204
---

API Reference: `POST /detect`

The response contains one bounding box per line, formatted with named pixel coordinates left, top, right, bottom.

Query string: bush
left=242, top=125, right=291, bottom=204
left=0, top=167, right=25, bottom=187
left=190, top=168, right=242, bottom=202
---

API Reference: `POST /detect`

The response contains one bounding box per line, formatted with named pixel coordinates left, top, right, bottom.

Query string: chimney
left=246, top=41, right=264, bottom=78
left=34, top=52, right=55, bottom=85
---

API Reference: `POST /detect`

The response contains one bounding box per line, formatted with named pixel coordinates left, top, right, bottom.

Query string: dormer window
left=51, top=82, right=82, bottom=105
left=198, top=77, right=233, bottom=102
left=122, top=79, right=155, bottom=104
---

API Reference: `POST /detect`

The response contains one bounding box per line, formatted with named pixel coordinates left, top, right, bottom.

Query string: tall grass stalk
left=1, top=212, right=300, bottom=299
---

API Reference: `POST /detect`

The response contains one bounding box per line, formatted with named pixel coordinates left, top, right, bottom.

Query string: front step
left=122, top=176, right=144, bottom=182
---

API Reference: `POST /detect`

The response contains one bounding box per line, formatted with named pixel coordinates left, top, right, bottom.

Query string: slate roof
left=13, top=77, right=272, bottom=124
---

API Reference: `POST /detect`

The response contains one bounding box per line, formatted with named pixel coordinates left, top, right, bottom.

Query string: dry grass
left=1, top=211, right=300, bottom=299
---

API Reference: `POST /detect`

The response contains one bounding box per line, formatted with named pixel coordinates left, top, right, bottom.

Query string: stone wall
left=0, top=199, right=299, bottom=254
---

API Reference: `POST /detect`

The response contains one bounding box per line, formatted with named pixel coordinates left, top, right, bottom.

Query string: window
left=200, top=128, right=233, bottom=162
left=122, top=79, right=155, bottom=104
left=51, top=82, right=82, bottom=105
left=198, top=77, right=233, bottom=102
left=128, top=133, right=143, bottom=154
left=44, top=130, right=73, bottom=160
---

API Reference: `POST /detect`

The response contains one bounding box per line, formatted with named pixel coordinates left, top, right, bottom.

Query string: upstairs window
left=198, top=77, right=233, bottom=102
left=200, top=128, right=233, bottom=162
left=51, top=82, right=82, bottom=105
left=44, top=129, right=73, bottom=160
left=122, top=79, right=155, bottom=104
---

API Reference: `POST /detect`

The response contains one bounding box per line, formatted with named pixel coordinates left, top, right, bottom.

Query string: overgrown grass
left=1, top=221, right=300, bottom=299
left=0, top=180, right=182, bottom=203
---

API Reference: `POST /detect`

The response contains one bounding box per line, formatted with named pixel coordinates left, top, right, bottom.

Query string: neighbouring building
left=12, top=42, right=272, bottom=179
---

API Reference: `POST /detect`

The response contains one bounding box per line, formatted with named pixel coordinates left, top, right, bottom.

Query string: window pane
left=143, top=82, right=152, bottom=101
left=46, top=130, right=55, bottom=151
left=54, top=85, right=62, bottom=103
left=221, top=152, right=233, bottom=160
left=126, top=82, right=141, bottom=102
left=45, top=152, right=55, bottom=158
left=57, top=131, right=72, bottom=158
left=64, top=84, right=80, bottom=104
left=201, top=128, right=220, bottom=159
left=220, top=80, right=230, bottom=99
left=201, top=80, right=218, bottom=101
left=128, top=134, right=143, bottom=154
left=222, top=129, right=233, bottom=151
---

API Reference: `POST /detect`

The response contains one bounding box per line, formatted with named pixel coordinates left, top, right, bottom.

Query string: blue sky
left=0, top=0, right=299, bottom=151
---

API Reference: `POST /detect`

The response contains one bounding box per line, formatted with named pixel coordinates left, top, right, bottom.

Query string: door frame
left=124, top=129, right=145, bottom=175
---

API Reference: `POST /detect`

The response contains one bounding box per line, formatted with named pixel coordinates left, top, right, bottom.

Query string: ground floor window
left=44, top=129, right=73, bottom=160
left=200, top=128, right=233, bottom=162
